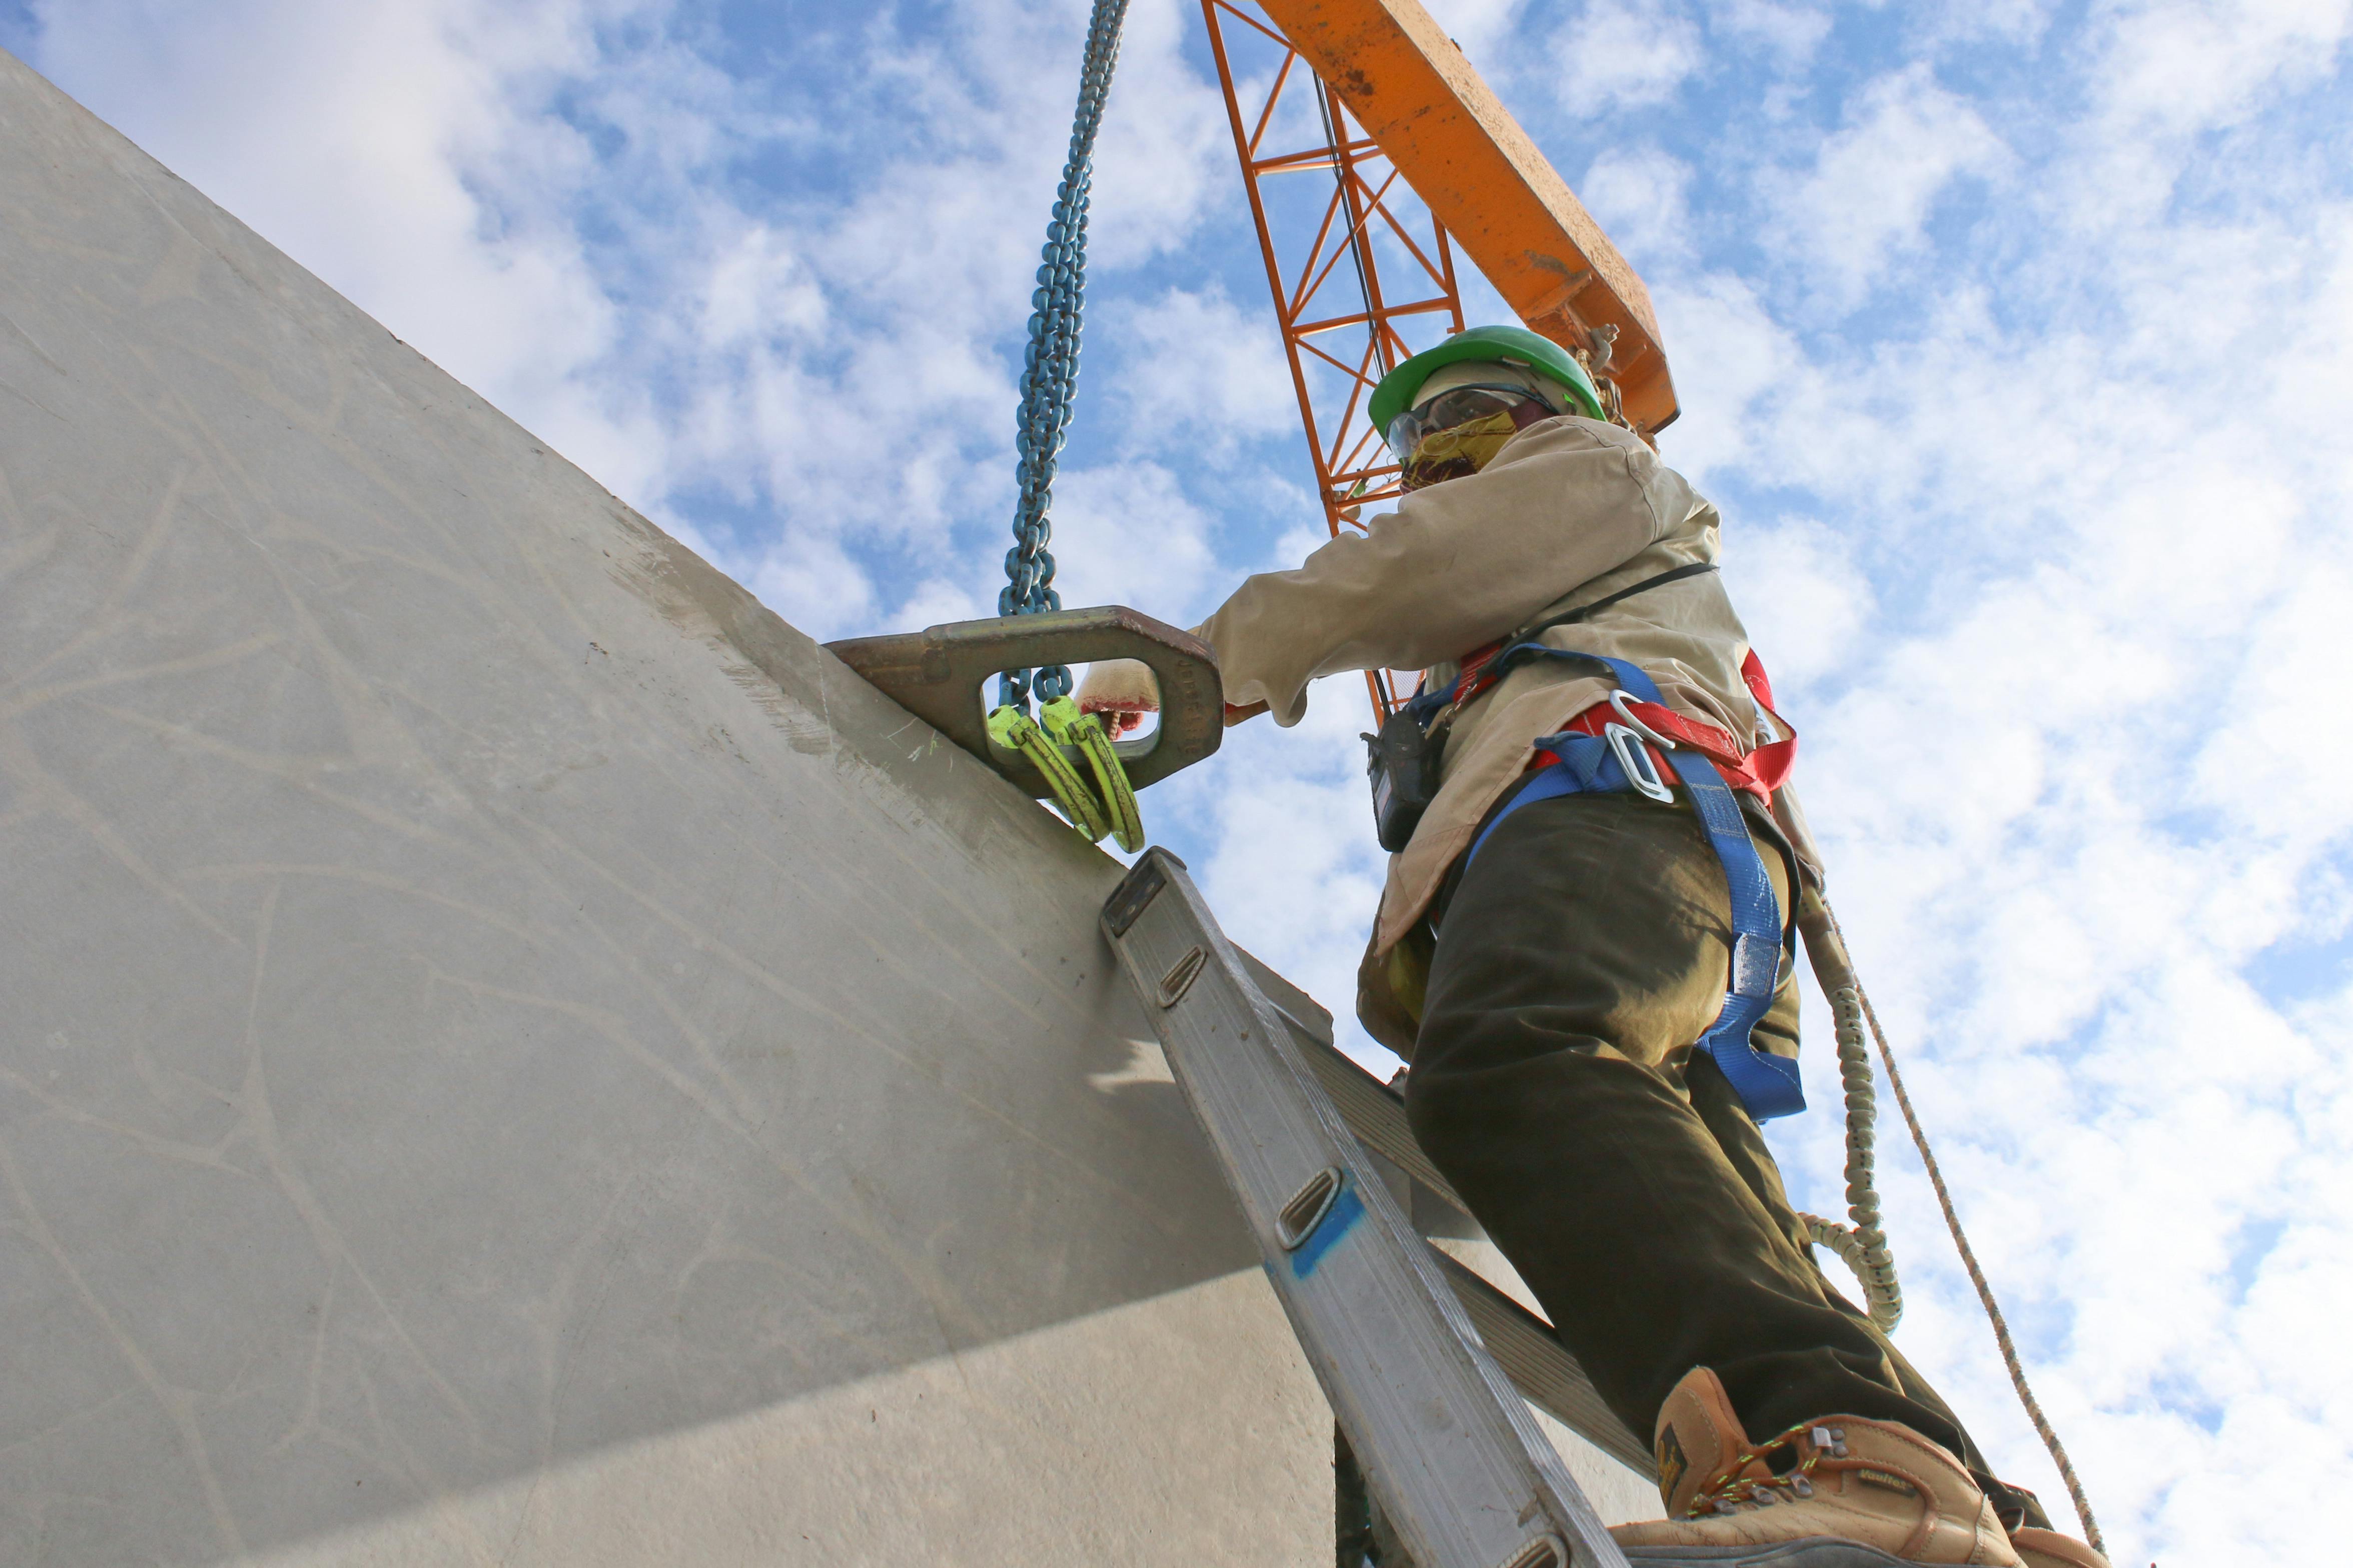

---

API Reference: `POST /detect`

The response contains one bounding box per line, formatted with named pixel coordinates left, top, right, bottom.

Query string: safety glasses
left=1383, top=385, right=1546, bottom=464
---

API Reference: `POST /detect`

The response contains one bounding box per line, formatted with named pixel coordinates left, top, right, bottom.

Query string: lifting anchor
left=825, top=605, right=1223, bottom=841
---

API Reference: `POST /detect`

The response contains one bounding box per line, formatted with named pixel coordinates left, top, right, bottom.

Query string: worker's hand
left=1223, top=700, right=1270, bottom=727
left=1074, top=658, right=1159, bottom=736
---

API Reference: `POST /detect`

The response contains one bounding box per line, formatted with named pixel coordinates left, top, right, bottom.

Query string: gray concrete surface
left=0, top=45, right=1651, bottom=1564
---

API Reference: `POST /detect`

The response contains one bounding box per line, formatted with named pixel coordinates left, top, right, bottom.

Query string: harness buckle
left=1609, top=687, right=1680, bottom=752
left=1604, top=722, right=1675, bottom=804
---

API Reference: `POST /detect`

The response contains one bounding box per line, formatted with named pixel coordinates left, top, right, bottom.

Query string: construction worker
left=1076, top=326, right=2105, bottom=1568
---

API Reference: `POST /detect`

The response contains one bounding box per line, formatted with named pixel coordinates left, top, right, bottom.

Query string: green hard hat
left=1368, top=324, right=1605, bottom=432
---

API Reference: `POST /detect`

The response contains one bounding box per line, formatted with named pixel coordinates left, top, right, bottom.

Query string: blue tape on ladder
left=1289, top=1181, right=1367, bottom=1278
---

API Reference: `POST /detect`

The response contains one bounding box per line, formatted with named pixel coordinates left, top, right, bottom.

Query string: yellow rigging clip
left=1041, top=695, right=1145, bottom=851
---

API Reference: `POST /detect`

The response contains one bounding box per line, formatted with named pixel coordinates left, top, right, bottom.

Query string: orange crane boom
left=1201, top=0, right=1676, bottom=717
left=1252, top=0, right=1677, bottom=435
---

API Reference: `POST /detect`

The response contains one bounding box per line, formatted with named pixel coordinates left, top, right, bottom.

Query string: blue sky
left=6, top=0, right=2350, bottom=1560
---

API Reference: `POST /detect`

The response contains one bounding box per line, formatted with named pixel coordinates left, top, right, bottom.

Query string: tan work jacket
left=1196, top=416, right=1787, bottom=1040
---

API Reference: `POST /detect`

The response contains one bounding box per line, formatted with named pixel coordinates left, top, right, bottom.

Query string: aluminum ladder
left=1101, top=847, right=1639, bottom=1568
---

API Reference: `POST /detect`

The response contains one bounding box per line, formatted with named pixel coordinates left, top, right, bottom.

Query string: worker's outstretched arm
left=1072, top=420, right=1683, bottom=731
left=1200, top=420, right=1680, bottom=725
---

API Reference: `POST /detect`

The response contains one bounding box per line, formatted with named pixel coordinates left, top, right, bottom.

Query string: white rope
left=1798, top=893, right=2105, bottom=1556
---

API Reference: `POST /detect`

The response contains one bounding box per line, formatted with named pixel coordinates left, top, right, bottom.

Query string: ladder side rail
left=1231, top=945, right=1656, bottom=1477
left=1102, top=850, right=1631, bottom=1568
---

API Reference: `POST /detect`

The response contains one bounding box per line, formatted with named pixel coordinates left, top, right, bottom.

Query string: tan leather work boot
left=2007, top=1527, right=2109, bottom=1567
left=1611, top=1367, right=2023, bottom=1565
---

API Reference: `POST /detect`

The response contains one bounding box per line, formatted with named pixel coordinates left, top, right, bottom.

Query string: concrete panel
left=0, top=48, right=1331, bottom=1564
left=254, top=1273, right=1328, bottom=1568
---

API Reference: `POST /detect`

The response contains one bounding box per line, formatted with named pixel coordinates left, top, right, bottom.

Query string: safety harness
left=1395, top=563, right=1807, bottom=1122
left=1362, top=562, right=1805, bottom=1118
left=1440, top=563, right=1797, bottom=802
left=1461, top=648, right=1805, bottom=1121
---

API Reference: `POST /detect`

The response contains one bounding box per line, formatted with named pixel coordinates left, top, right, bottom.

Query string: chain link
left=999, top=0, right=1130, bottom=708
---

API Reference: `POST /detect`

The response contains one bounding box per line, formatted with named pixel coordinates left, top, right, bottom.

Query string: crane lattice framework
left=1200, top=0, right=1682, bottom=719
left=1202, top=0, right=1458, bottom=720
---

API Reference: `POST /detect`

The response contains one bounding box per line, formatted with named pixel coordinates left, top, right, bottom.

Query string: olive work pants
left=1404, top=788, right=2043, bottom=1525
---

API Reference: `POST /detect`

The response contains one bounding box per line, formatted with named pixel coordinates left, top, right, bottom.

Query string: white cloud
left=1915, top=0, right=2059, bottom=47
left=1717, top=517, right=1873, bottom=689
left=1517, top=9, right=2353, bottom=1559
left=1103, top=287, right=1295, bottom=451
left=1549, top=0, right=1705, bottom=118
left=1703, top=0, right=1833, bottom=61
left=2093, top=0, right=2352, bottom=135
left=1421, top=0, right=1531, bottom=61
left=1773, top=65, right=2010, bottom=305
left=28, top=0, right=630, bottom=395
left=1577, top=145, right=1698, bottom=273
left=696, top=225, right=827, bottom=352
left=2068, top=0, right=2353, bottom=226
left=1047, top=460, right=1224, bottom=623
left=19, top=0, right=1246, bottom=646
left=1642, top=271, right=1810, bottom=483
left=1085, top=0, right=1232, bottom=268
left=1740, top=207, right=2353, bottom=1546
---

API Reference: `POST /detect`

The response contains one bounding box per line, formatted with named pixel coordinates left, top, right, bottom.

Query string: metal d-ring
left=1605, top=722, right=1676, bottom=805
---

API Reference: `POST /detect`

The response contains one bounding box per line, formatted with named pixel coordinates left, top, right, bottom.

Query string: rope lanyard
left=1806, top=900, right=2107, bottom=1554
left=998, top=0, right=1130, bottom=710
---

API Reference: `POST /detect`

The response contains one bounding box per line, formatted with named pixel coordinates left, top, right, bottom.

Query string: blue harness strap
left=1461, top=651, right=1806, bottom=1122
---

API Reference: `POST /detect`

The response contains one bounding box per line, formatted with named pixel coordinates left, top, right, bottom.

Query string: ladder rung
left=1431, top=1251, right=1655, bottom=1479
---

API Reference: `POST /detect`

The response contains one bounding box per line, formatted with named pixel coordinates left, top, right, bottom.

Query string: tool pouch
left=1363, top=703, right=1445, bottom=853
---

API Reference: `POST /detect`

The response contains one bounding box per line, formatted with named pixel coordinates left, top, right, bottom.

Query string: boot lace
left=1682, top=1422, right=1850, bottom=1517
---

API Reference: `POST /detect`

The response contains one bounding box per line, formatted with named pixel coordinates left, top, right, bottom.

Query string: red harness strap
left=1523, top=649, right=1797, bottom=801
left=1449, top=637, right=1511, bottom=707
